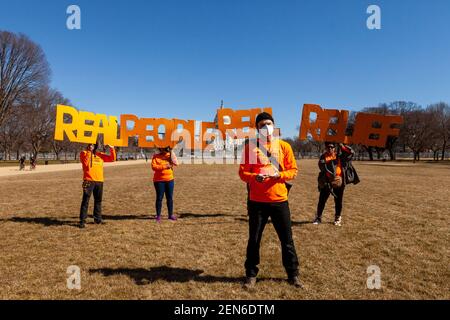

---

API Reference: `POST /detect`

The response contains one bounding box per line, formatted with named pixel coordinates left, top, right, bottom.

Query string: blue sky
left=1, top=0, right=449, bottom=137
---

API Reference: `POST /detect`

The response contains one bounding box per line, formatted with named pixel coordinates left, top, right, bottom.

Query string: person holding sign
left=79, top=143, right=116, bottom=229
left=151, top=146, right=178, bottom=223
left=314, top=142, right=355, bottom=226
left=239, top=112, right=301, bottom=290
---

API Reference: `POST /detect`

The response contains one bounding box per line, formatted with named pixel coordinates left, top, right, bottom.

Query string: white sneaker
left=334, top=216, right=342, bottom=226
left=313, top=217, right=321, bottom=225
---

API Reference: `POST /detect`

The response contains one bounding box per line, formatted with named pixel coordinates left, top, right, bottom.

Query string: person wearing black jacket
left=313, top=142, right=357, bottom=226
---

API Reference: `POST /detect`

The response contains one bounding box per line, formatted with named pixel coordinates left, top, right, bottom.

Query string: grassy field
left=0, top=159, right=448, bottom=299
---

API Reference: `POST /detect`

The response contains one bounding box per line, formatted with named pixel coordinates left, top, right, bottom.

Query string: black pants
left=317, top=185, right=345, bottom=219
left=80, top=181, right=104, bottom=222
left=245, top=201, right=299, bottom=278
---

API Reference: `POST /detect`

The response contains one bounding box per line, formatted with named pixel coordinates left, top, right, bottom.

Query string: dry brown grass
left=0, top=160, right=448, bottom=300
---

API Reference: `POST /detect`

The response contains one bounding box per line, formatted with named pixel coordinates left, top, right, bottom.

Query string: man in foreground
left=239, top=112, right=302, bottom=290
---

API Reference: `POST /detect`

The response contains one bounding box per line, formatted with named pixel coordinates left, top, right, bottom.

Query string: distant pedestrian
left=19, top=156, right=26, bottom=171
left=30, top=156, right=36, bottom=170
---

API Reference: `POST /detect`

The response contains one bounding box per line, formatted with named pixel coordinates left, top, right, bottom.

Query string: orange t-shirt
left=80, top=147, right=116, bottom=182
left=323, top=153, right=342, bottom=178
left=152, top=152, right=177, bottom=182
left=239, top=139, right=298, bottom=203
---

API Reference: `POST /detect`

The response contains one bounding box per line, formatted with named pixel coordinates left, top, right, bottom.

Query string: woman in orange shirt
left=151, top=146, right=178, bottom=223
left=314, top=142, right=354, bottom=226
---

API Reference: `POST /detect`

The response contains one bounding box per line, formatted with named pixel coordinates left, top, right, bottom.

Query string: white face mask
left=259, top=124, right=274, bottom=137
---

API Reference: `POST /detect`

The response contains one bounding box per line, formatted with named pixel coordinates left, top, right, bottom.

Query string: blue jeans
left=153, top=180, right=174, bottom=217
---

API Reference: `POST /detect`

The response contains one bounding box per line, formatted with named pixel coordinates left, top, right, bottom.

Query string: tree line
left=0, top=30, right=143, bottom=161
left=1, top=30, right=449, bottom=162
left=286, top=101, right=450, bottom=162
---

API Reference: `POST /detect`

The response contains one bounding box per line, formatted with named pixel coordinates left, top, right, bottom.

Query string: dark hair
left=159, top=146, right=171, bottom=152
left=255, top=112, right=274, bottom=127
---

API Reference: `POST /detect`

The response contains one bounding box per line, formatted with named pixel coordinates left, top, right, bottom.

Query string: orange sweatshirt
left=239, top=139, right=298, bottom=203
left=152, top=152, right=178, bottom=182
left=322, top=153, right=342, bottom=177
left=80, top=147, right=116, bottom=182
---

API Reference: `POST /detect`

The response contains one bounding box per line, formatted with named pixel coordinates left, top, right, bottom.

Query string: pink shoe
left=168, top=215, right=177, bottom=221
left=155, top=216, right=161, bottom=223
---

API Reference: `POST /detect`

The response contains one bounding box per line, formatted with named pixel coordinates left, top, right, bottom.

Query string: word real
left=54, top=104, right=272, bottom=149
left=299, top=104, right=403, bottom=148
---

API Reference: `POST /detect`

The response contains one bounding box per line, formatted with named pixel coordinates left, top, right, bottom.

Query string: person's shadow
left=100, top=214, right=149, bottom=221
left=90, top=265, right=244, bottom=285
left=179, top=212, right=238, bottom=219
left=0, top=216, right=77, bottom=227
left=291, top=220, right=313, bottom=226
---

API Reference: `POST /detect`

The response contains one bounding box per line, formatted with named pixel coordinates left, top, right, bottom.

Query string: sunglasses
left=326, top=145, right=335, bottom=149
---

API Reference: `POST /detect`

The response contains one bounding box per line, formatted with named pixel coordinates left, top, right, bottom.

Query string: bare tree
left=23, top=87, right=60, bottom=159
left=0, top=104, right=26, bottom=160
left=0, top=31, right=50, bottom=127
left=400, top=109, right=434, bottom=162
left=427, top=102, right=450, bottom=161
left=360, top=102, right=417, bottom=161
left=284, top=137, right=303, bottom=159
left=49, top=93, right=71, bottom=160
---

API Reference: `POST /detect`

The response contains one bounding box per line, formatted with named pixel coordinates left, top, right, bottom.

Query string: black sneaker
left=94, top=220, right=105, bottom=225
left=288, top=276, right=304, bottom=289
left=79, top=222, right=85, bottom=229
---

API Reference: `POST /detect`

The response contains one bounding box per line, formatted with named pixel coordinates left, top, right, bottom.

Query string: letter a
left=67, top=5, right=81, bottom=30
left=366, top=5, right=381, bottom=30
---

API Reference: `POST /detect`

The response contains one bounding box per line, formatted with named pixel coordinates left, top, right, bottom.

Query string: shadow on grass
left=234, top=217, right=312, bottom=227
left=179, top=212, right=237, bottom=219
left=179, top=212, right=249, bottom=225
left=291, top=220, right=313, bottom=226
left=1, top=216, right=77, bottom=227
left=101, top=214, right=149, bottom=221
left=90, top=265, right=244, bottom=285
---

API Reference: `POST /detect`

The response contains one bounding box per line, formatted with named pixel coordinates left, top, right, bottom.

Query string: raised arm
left=339, top=144, right=354, bottom=162
left=170, top=151, right=178, bottom=166
left=96, top=146, right=116, bottom=162
left=80, top=151, right=90, bottom=167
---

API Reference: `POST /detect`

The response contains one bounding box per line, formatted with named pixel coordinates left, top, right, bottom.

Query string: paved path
left=0, top=160, right=148, bottom=177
